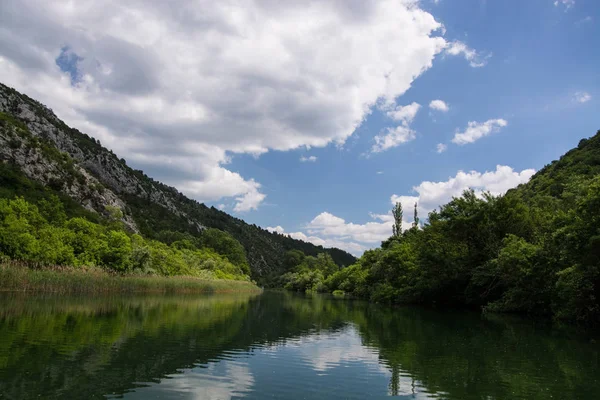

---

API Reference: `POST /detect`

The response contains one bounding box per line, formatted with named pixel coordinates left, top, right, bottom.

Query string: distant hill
left=509, top=133, right=600, bottom=200
left=0, top=83, right=355, bottom=283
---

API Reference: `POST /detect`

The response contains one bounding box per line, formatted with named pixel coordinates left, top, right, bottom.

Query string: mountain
left=0, top=83, right=355, bottom=283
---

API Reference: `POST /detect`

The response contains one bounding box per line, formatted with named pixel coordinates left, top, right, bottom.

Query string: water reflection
left=122, top=360, right=255, bottom=400
left=288, top=327, right=384, bottom=373
left=0, top=291, right=598, bottom=399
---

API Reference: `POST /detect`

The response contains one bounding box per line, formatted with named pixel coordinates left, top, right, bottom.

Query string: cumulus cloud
left=371, top=126, right=417, bottom=153
left=385, top=102, right=421, bottom=124
left=233, top=187, right=267, bottom=212
left=436, top=143, right=448, bottom=153
left=445, top=41, right=491, bottom=67
left=429, top=99, right=449, bottom=112
left=0, top=0, right=470, bottom=211
left=303, top=211, right=408, bottom=253
left=266, top=226, right=285, bottom=234
left=371, top=102, right=420, bottom=153
left=267, top=224, right=366, bottom=256
left=451, top=119, right=508, bottom=145
left=172, top=152, right=266, bottom=212
left=573, top=91, right=591, bottom=103
left=390, top=165, right=535, bottom=214
left=300, top=155, right=318, bottom=162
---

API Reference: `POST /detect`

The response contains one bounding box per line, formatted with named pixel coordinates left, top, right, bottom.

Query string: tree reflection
left=0, top=292, right=598, bottom=399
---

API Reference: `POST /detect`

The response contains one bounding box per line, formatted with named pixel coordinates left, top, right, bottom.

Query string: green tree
left=200, top=228, right=250, bottom=275
left=412, top=202, right=419, bottom=229
left=392, top=202, right=403, bottom=238
left=284, top=249, right=306, bottom=271
left=101, top=231, right=132, bottom=271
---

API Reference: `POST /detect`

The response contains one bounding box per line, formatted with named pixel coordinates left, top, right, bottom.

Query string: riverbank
left=0, top=262, right=261, bottom=294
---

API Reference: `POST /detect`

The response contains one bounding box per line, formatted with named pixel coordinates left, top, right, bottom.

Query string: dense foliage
left=122, top=193, right=356, bottom=284
left=278, top=251, right=340, bottom=293
left=0, top=166, right=251, bottom=280
left=291, top=132, right=600, bottom=325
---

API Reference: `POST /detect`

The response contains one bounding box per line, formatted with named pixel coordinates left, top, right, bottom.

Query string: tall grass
left=0, top=261, right=261, bottom=294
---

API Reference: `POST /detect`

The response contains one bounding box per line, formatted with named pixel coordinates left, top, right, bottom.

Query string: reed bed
left=0, top=261, right=261, bottom=294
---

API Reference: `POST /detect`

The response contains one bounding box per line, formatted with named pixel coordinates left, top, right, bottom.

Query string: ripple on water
left=1, top=292, right=599, bottom=400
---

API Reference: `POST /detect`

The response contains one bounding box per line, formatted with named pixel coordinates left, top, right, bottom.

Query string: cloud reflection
left=125, top=360, right=254, bottom=400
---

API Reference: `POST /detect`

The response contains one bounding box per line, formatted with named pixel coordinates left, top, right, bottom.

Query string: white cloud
left=300, top=155, right=318, bottom=162
left=445, top=40, right=491, bottom=67
left=376, top=171, right=384, bottom=175
left=554, top=0, right=575, bottom=10
left=217, top=204, right=226, bottom=210
left=0, top=0, right=463, bottom=211
left=233, top=187, right=266, bottom=212
left=451, top=119, right=508, bottom=145
left=371, top=125, right=417, bottom=153
left=391, top=165, right=535, bottom=214
left=429, top=99, right=449, bottom=112
left=290, top=327, right=390, bottom=376
left=175, top=161, right=266, bottom=212
left=436, top=143, right=447, bottom=153
left=266, top=226, right=285, bottom=234
left=385, top=102, right=421, bottom=124
left=266, top=224, right=366, bottom=256
left=573, top=91, right=591, bottom=103
left=134, top=360, right=254, bottom=400
left=306, top=211, right=410, bottom=248
left=371, top=101, right=420, bottom=153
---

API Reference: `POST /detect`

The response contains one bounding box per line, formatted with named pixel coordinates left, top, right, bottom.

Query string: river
left=0, top=291, right=598, bottom=399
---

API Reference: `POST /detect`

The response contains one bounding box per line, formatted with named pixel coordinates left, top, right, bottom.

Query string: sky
left=0, top=0, right=597, bottom=255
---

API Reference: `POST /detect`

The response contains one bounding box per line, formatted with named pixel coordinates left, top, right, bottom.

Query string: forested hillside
left=282, top=132, right=600, bottom=325
left=0, top=83, right=355, bottom=283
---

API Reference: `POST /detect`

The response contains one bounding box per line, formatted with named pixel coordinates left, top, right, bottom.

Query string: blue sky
left=0, top=0, right=597, bottom=254
left=220, top=0, right=598, bottom=252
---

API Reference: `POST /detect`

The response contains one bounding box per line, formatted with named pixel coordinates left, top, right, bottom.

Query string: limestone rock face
left=0, top=84, right=192, bottom=232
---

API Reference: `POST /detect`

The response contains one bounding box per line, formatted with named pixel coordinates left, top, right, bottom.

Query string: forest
left=280, top=131, right=600, bottom=325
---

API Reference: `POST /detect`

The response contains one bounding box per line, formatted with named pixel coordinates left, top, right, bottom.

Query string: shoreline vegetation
left=0, top=262, right=261, bottom=294
left=0, top=174, right=259, bottom=292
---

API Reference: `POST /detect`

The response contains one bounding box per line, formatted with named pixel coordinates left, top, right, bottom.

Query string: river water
left=0, top=291, right=598, bottom=399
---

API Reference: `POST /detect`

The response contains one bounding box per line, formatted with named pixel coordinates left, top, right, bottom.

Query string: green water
left=0, top=291, right=598, bottom=399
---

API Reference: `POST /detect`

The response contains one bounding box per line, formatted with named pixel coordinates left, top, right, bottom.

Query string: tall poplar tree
left=392, top=202, right=403, bottom=237
left=412, top=202, right=419, bottom=229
